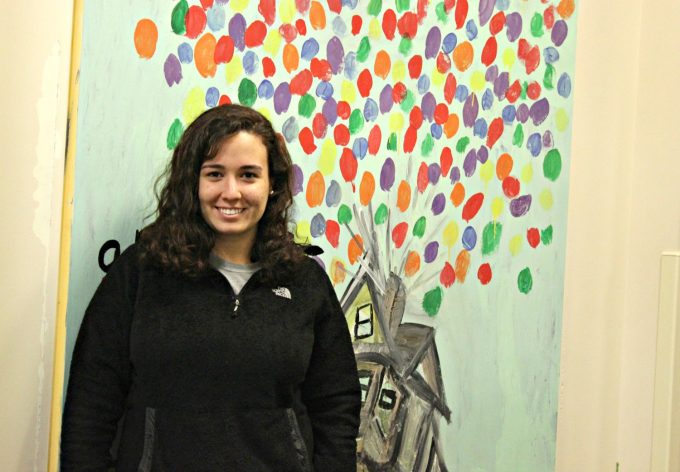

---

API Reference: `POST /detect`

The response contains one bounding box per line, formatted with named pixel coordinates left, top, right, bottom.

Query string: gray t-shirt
left=209, top=253, right=261, bottom=295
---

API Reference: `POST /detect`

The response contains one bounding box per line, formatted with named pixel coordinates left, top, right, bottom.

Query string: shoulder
left=96, top=243, right=143, bottom=297
left=295, top=255, right=330, bottom=281
left=108, top=243, right=142, bottom=276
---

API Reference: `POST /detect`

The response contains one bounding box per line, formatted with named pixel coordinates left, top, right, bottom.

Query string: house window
left=358, top=370, right=373, bottom=405
left=378, top=388, right=397, bottom=410
left=354, top=302, right=374, bottom=339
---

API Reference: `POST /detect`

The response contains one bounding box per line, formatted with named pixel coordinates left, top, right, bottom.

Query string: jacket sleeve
left=300, top=260, right=361, bottom=472
left=60, top=246, right=138, bottom=471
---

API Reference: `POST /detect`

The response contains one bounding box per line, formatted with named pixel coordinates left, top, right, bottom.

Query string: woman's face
left=198, top=131, right=271, bottom=259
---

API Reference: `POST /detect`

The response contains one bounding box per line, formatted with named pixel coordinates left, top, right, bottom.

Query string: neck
left=212, top=235, right=255, bottom=265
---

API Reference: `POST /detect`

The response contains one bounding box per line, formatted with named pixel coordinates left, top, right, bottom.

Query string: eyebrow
left=200, top=163, right=264, bottom=172
left=239, top=165, right=264, bottom=172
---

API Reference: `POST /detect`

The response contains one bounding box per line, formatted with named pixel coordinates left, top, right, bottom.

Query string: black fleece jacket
left=61, top=244, right=360, bottom=471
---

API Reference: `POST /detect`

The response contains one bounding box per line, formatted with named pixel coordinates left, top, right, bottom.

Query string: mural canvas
left=65, top=0, right=577, bottom=469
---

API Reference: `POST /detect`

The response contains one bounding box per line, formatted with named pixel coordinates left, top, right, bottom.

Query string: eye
left=241, top=171, right=258, bottom=180
left=203, top=170, right=223, bottom=179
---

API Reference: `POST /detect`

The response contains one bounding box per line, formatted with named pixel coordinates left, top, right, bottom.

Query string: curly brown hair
left=138, top=104, right=305, bottom=281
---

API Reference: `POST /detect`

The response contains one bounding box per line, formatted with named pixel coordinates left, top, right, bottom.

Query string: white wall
left=556, top=0, right=680, bottom=471
left=2, top=1, right=679, bottom=470
left=0, top=1, right=73, bottom=470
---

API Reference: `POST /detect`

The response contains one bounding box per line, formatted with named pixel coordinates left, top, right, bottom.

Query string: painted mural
left=65, top=0, right=577, bottom=470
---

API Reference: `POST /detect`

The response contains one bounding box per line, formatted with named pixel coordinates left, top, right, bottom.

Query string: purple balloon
left=450, top=166, right=461, bottom=183
left=326, top=36, right=345, bottom=74
left=425, top=26, right=442, bottom=59
left=310, top=213, right=326, bottom=238
left=380, top=158, right=396, bottom=191
left=228, top=14, right=246, bottom=51
left=510, top=195, right=532, bottom=217
left=479, top=0, right=496, bottom=26
left=463, top=93, right=479, bottom=128
left=505, top=12, right=522, bottom=42
left=282, top=116, right=299, bottom=142
left=552, top=20, right=568, bottom=47
left=379, top=84, right=393, bottom=114
left=463, top=149, right=477, bottom=177
left=494, top=72, right=509, bottom=100
left=292, top=165, right=304, bottom=195
left=428, top=163, right=441, bottom=184
left=529, top=97, right=550, bottom=125
left=322, top=97, right=338, bottom=125
left=424, top=241, right=439, bottom=263
left=516, top=103, right=530, bottom=123
left=326, top=180, right=342, bottom=206
left=431, top=194, right=446, bottom=216
left=485, top=64, right=499, bottom=83
left=543, top=130, right=554, bottom=148
left=421, top=92, right=436, bottom=121
left=273, top=82, right=292, bottom=114
left=163, top=54, right=182, bottom=86
left=477, top=146, right=489, bottom=163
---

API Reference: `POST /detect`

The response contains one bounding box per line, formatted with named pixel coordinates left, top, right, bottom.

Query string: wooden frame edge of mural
left=48, top=0, right=84, bottom=469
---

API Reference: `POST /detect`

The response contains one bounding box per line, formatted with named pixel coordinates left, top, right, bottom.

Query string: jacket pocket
left=285, top=408, right=312, bottom=472
left=136, top=407, right=156, bottom=472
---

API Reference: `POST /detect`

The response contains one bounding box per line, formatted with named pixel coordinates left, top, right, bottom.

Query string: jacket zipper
left=231, top=297, right=240, bottom=318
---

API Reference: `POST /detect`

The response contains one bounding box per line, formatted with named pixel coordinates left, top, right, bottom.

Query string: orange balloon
left=283, top=43, right=300, bottom=73
left=496, top=153, right=514, bottom=180
left=374, top=50, right=391, bottom=79
left=306, top=171, right=325, bottom=207
left=404, top=251, right=421, bottom=277
left=194, top=33, right=217, bottom=78
left=359, top=172, right=375, bottom=206
left=556, top=0, right=575, bottom=18
left=454, top=249, right=470, bottom=282
left=452, top=41, right=474, bottom=72
left=396, top=180, right=411, bottom=212
left=442, top=113, right=459, bottom=138
left=309, top=1, right=327, bottom=30
left=348, top=235, right=364, bottom=264
left=134, top=19, right=158, bottom=59
left=330, top=258, right=346, bottom=284
left=450, top=182, right=465, bottom=207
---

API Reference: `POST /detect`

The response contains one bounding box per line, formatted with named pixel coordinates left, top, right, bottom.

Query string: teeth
left=219, top=208, right=243, bottom=215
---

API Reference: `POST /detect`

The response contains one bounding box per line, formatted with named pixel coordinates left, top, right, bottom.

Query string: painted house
left=340, top=269, right=451, bottom=471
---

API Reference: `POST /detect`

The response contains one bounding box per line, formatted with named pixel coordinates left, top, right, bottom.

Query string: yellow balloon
left=225, top=56, right=243, bottom=84
left=491, top=197, right=504, bottom=219
left=392, top=60, right=406, bottom=81
left=389, top=112, right=404, bottom=132
left=368, top=18, right=381, bottom=40
left=182, top=87, right=206, bottom=125
left=539, top=188, right=554, bottom=210
left=442, top=221, right=459, bottom=249
left=295, top=220, right=311, bottom=244
left=341, top=80, right=356, bottom=104
left=229, top=0, right=249, bottom=12
left=509, top=234, right=523, bottom=256
left=263, top=29, right=282, bottom=56
left=318, top=139, right=337, bottom=176
left=470, top=71, right=486, bottom=92
left=502, top=47, right=516, bottom=70
left=278, top=0, right=296, bottom=23
left=479, top=160, right=494, bottom=185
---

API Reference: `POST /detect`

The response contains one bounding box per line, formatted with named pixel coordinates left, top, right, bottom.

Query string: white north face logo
left=272, top=287, right=291, bottom=299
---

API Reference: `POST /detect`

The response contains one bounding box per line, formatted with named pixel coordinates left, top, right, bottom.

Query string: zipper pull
left=231, top=298, right=240, bottom=318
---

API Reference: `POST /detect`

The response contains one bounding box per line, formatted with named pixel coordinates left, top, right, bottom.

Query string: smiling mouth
left=218, top=208, right=245, bottom=216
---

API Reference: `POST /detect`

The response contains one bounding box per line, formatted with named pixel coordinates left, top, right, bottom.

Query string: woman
left=61, top=104, right=361, bottom=471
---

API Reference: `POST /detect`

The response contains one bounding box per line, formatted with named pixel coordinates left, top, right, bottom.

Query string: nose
left=219, top=177, right=241, bottom=200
